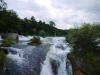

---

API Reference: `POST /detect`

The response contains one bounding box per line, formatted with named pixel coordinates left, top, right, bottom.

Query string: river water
left=1, top=37, right=73, bottom=75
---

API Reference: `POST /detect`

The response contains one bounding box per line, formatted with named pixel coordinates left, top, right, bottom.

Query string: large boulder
left=67, top=53, right=85, bottom=75
left=1, top=33, right=19, bottom=42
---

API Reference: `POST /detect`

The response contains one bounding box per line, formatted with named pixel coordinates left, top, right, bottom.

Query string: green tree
left=28, top=36, right=41, bottom=45
left=30, top=16, right=36, bottom=22
left=39, top=30, right=46, bottom=37
left=0, top=10, right=20, bottom=33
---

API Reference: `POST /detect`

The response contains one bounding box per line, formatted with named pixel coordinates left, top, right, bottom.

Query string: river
left=1, top=36, right=73, bottom=75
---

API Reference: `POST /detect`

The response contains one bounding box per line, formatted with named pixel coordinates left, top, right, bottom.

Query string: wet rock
left=67, top=53, right=85, bottom=75
left=50, top=58, right=60, bottom=75
left=1, top=33, right=19, bottom=42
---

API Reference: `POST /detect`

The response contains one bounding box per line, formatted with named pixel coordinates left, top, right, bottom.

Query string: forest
left=0, top=0, right=67, bottom=36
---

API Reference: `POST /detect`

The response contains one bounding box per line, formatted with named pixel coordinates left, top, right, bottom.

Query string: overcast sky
left=6, top=0, right=100, bottom=29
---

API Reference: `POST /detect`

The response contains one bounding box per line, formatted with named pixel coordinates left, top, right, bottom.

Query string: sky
left=6, top=0, right=100, bottom=29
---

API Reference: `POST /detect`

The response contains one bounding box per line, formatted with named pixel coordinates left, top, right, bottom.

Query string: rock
left=74, top=70, right=85, bottom=75
left=50, top=58, right=60, bottom=75
left=67, top=53, right=85, bottom=75
left=1, top=33, right=19, bottom=42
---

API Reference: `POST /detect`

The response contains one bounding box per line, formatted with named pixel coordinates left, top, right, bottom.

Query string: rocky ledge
left=67, top=53, right=85, bottom=75
left=67, top=52, right=100, bottom=75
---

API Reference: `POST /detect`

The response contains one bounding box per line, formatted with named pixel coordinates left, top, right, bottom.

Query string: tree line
left=0, top=0, right=67, bottom=36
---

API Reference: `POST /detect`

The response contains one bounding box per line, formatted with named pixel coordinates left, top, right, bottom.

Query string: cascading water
left=0, top=36, right=73, bottom=75
left=40, top=37, right=73, bottom=75
left=3, top=37, right=47, bottom=75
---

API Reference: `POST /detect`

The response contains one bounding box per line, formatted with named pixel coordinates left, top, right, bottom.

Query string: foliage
left=0, top=9, right=67, bottom=36
left=0, top=50, right=6, bottom=63
left=66, top=24, right=100, bottom=53
left=39, top=30, right=46, bottom=37
left=0, top=10, right=20, bottom=33
left=0, top=38, right=14, bottom=47
left=0, top=50, right=6, bottom=72
left=67, top=24, right=100, bottom=75
left=28, top=36, right=41, bottom=45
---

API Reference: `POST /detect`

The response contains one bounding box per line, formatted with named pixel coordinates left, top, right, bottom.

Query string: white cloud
left=6, top=0, right=100, bottom=29
left=34, top=0, right=52, bottom=8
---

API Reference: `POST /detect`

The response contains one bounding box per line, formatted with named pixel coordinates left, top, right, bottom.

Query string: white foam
left=19, top=35, right=33, bottom=41
left=7, top=47, right=25, bottom=65
left=41, top=37, right=72, bottom=75
left=7, top=53, right=24, bottom=63
left=0, top=35, right=3, bottom=40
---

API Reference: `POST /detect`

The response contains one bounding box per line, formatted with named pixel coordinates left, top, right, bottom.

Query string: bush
left=0, top=38, right=14, bottom=47
left=66, top=23, right=100, bottom=75
left=0, top=50, right=6, bottom=63
left=39, top=30, right=46, bottom=37
left=28, top=36, right=41, bottom=45
left=66, top=24, right=100, bottom=53
left=0, top=50, right=6, bottom=72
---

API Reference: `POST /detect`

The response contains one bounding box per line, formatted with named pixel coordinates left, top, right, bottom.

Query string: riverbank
left=67, top=52, right=100, bottom=75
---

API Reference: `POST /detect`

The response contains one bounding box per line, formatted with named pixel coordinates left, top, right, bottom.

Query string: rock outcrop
left=1, top=33, right=19, bottom=42
left=67, top=53, right=85, bottom=75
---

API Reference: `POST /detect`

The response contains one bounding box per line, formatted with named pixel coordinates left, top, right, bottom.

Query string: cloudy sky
left=6, top=0, right=100, bottom=29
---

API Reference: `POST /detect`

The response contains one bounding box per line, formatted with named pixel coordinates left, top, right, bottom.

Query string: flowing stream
left=41, top=37, right=72, bottom=75
left=1, top=37, right=73, bottom=75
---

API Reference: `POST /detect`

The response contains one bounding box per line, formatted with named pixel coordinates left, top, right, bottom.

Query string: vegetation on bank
left=0, top=38, right=14, bottom=47
left=28, top=36, right=41, bottom=45
left=66, top=24, right=100, bottom=75
left=0, top=49, right=7, bottom=73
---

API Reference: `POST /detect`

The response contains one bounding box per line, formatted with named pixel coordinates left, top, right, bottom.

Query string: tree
left=39, top=30, right=46, bottom=37
left=30, top=16, right=36, bottom=22
left=0, top=10, right=20, bottom=33
left=49, top=21, right=56, bottom=27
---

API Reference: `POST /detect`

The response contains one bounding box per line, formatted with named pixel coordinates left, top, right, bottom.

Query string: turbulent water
left=1, top=36, right=73, bottom=75
left=41, top=37, right=72, bottom=75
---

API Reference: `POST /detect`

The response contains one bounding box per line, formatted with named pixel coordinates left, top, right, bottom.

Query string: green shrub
left=0, top=38, right=14, bottom=47
left=0, top=50, right=6, bottom=63
left=28, top=36, right=41, bottom=45
left=0, top=50, right=6, bottom=72
left=39, top=30, right=46, bottom=37
left=66, top=24, right=100, bottom=75
left=66, top=24, right=100, bottom=53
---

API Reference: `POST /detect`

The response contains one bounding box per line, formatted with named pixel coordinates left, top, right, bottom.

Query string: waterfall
left=40, top=37, right=73, bottom=75
left=1, top=36, right=72, bottom=75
